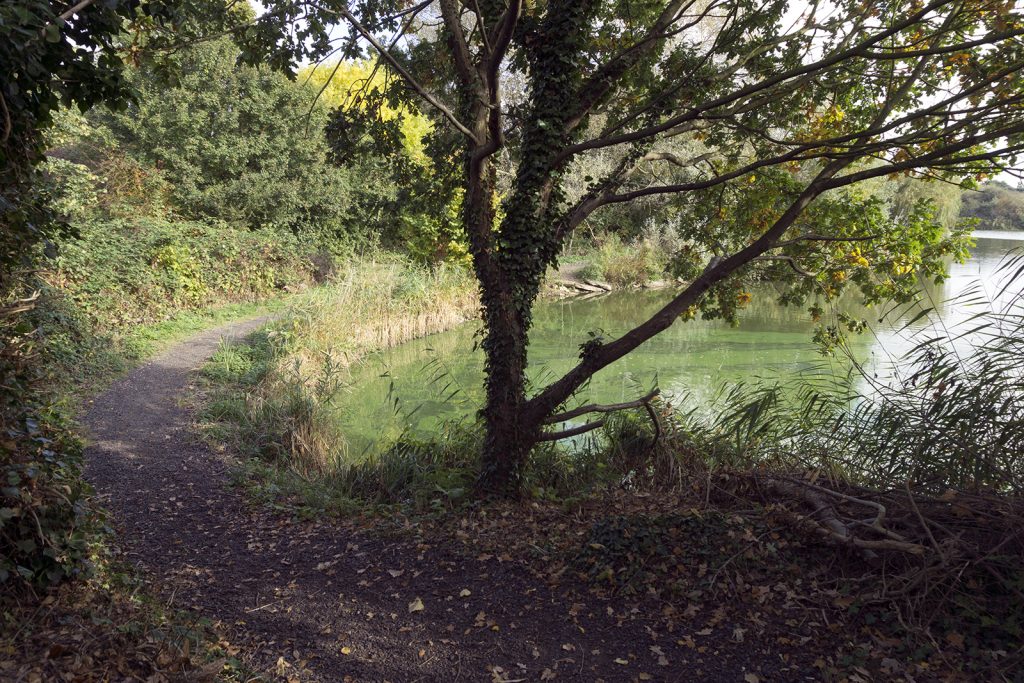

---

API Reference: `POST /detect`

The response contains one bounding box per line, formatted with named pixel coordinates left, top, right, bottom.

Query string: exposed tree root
left=693, top=468, right=1024, bottom=671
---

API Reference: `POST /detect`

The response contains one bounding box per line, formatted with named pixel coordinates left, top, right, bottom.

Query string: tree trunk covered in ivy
left=467, top=0, right=598, bottom=493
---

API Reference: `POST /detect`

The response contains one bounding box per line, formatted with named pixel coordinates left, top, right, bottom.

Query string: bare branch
left=564, top=0, right=690, bottom=133
left=57, top=0, right=95, bottom=23
left=751, top=255, right=817, bottom=278
left=545, top=389, right=661, bottom=424
left=773, top=233, right=882, bottom=248
left=538, top=419, right=607, bottom=442
left=560, top=0, right=959, bottom=160
left=439, top=0, right=477, bottom=87
left=335, top=4, right=478, bottom=141
left=0, top=91, right=11, bottom=144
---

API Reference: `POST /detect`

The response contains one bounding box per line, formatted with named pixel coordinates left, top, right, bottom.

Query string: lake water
left=332, top=231, right=1024, bottom=456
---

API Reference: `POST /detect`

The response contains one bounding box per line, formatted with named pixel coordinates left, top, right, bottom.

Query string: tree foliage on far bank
left=302, top=60, right=468, bottom=263
left=961, top=180, right=1024, bottom=230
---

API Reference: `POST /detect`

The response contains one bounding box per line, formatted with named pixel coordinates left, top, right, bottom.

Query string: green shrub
left=579, top=235, right=665, bottom=287
left=45, top=218, right=319, bottom=332
left=0, top=300, right=94, bottom=588
left=98, top=37, right=353, bottom=237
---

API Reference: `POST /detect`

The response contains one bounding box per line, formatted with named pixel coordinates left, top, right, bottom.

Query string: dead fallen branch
left=540, top=389, right=661, bottom=443
left=762, top=476, right=927, bottom=557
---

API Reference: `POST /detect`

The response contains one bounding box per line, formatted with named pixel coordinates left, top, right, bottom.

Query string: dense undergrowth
left=34, top=218, right=323, bottom=385
left=575, top=231, right=670, bottom=288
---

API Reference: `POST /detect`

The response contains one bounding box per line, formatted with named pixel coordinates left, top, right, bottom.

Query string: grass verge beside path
left=112, top=300, right=286, bottom=390
left=41, top=290, right=295, bottom=406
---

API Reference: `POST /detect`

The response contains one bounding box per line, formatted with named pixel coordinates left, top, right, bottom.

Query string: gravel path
left=82, top=317, right=808, bottom=682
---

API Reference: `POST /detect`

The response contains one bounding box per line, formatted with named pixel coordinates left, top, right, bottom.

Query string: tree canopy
left=237, top=0, right=1024, bottom=493
left=98, top=37, right=352, bottom=236
left=301, top=59, right=468, bottom=260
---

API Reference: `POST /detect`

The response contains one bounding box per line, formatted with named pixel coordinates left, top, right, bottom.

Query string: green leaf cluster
left=97, top=37, right=354, bottom=239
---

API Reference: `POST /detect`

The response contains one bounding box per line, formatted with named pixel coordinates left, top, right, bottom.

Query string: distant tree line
left=960, top=181, right=1024, bottom=230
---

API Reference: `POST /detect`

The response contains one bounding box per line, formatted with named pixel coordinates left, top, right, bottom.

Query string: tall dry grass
left=283, top=258, right=477, bottom=367
left=204, top=256, right=478, bottom=477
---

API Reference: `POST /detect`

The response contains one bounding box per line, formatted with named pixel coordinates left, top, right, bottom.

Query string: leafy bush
left=0, top=299, right=94, bottom=587
left=579, top=234, right=666, bottom=287
left=98, top=38, right=353, bottom=238
left=43, top=109, right=173, bottom=223
left=44, top=218, right=319, bottom=332
left=309, top=59, right=468, bottom=262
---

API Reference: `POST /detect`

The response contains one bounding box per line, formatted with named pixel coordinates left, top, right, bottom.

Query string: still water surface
left=333, top=231, right=1024, bottom=456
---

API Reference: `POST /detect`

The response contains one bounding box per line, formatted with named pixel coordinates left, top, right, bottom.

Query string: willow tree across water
left=242, top=0, right=1024, bottom=494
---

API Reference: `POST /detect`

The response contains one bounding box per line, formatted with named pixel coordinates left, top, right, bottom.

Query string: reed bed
left=681, top=283, right=1024, bottom=495
left=202, top=256, right=478, bottom=477
left=282, top=258, right=478, bottom=366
